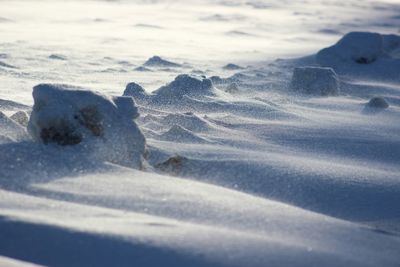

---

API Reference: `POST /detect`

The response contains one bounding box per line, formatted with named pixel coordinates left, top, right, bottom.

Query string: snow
left=1, top=0, right=400, bottom=266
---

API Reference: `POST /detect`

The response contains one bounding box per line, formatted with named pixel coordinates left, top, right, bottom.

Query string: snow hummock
left=160, top=125, right=210, bottom=143
left=315, top=32, right=400, bottom=80
left=223, top=63, right=244, bottom=70
left=10, top=111, right=29, bottom=127
left=0, top=111, right=29, bottom=143
left=317, top=32, right=384, bottom=65
left=367, top=96, right=389, bottom=109
left=0, top=61, right=17, bottom=69
left=290, top=67, right=339, bottom=96
left=123, top=82, right=149, bottom=103
left=49, top=54, right=67, bottom=60
left=143, top=56, right=181, bottom=68
left=28, top=84, right=146, bottom=168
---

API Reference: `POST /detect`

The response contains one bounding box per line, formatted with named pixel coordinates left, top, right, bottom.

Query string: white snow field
left=1, top=0, right=400, bottom=266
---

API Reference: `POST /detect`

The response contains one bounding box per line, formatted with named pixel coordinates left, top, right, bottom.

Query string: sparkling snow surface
left=1, top=0, right=400, bottom=266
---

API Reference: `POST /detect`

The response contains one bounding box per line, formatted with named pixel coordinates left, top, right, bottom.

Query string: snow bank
left=28, top=84, right=146, bottom=168
left=290, top=67, right=339, bottom=96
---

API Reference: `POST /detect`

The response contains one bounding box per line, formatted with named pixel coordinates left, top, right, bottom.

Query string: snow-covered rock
left=152, top=74, right=214, bottom=99
left=317, top=32, right=383, bottom=65
left=290, top=67, right=339, bottom=96
left=317, top=32, right=400, bottom=65
left=28, top=84, right=146, bottom=168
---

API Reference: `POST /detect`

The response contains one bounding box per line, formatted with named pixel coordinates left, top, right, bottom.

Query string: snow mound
left=28, top=84, right=146, bottom=168
left=290, top=67, right=339, bottom=96
left=134, top=66, right=152, bottom=72
left=143, top=56, right=181, bottom=67
left=0, top=99, right=30, bottom=111
left=163, top=112, right=211, bottom=132
left=10, top=111, right=29, bottom=127
left=317, top=32, right=400, bottom=66
left=0, top=111, right=29, bottom=142
left=223, top=63, right=244, bottom=70
left=49, top=54, right=67, bottom=60
left=367, top=97, right=389, bottom=109
left=160, top=125, right=209, bottom=143
left=152, top=74, right=214, bottom=99
left=0, top=61, right=17, bottom=69
left=225, top=83, right=239, bottom=93
left=123, top=82, right=149, bottom=102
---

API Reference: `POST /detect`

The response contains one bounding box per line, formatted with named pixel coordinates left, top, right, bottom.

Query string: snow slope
left=1, top=0, right=400, bottom=266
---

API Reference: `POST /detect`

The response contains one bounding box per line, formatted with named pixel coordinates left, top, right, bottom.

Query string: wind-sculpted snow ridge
left=125, top=74, right=294, bottom=121
left=28, top=84, right=146, bottom=168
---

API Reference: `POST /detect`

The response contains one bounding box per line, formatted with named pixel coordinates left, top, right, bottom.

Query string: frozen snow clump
left=28, top=84, right=146, bottom=168
left=290, top=67, right=339, bottom=96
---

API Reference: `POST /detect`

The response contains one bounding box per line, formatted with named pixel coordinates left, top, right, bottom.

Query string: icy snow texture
left=290, top=67, right=340, bottom=96
left=28, top=84, right=146, bottom=168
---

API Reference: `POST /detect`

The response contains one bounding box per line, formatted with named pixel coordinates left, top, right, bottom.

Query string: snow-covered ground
left=1, top=0, right=400, bottom=266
